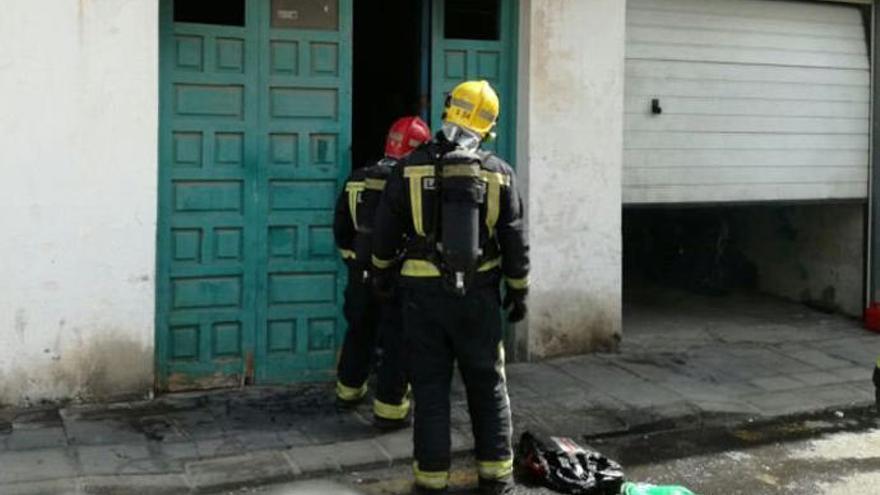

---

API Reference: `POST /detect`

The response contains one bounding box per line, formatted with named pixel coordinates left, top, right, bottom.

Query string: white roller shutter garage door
left=624, top=0, right=870, bottom=204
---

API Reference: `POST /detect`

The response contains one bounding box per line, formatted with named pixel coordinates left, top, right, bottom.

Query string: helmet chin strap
left=441, top=123, right=481, bottom=152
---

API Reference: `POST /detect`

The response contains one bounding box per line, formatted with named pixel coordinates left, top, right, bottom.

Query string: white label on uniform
left=423, top=178, right=436, bottom=190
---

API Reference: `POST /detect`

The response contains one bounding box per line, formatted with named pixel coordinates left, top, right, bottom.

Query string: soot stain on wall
left=0, top=330, right=152, bottom=407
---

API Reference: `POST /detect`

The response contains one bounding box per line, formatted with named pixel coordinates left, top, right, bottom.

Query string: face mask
left=441, top=123, right=481, bottom=152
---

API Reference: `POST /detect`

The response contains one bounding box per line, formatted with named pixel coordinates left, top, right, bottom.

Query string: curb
left=1, top=401, right=873, bottom=494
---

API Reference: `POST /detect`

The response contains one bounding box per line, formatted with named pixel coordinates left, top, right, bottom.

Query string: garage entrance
left=622, top=0, right=870, bottom=342
left=156, top=0, right=518, bottom=392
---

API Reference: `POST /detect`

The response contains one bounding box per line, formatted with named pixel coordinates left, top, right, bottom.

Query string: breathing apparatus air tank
left=353, top=162, right=392, bottom=271
left=437, top=154, right=486, bottom=295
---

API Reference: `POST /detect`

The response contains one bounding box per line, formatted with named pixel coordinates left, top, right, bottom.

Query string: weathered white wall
left=735, top=203, right=865, bottom=317
left=520, top=0, right=625, bottom=358
left=0, top=1, right=158, bottom=406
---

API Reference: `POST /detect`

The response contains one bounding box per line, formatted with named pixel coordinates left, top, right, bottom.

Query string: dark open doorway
left=352, top=0, right=424, bottom=168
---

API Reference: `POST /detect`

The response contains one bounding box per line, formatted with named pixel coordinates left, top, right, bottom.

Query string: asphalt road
left=234, top=409, right=880, bottom=495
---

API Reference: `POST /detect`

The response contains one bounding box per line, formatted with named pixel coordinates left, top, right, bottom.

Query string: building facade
left=0, top=0, right=871, bottom=406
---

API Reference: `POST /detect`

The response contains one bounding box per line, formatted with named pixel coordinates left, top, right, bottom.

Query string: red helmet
left=384, top=116, right=431, bottom=159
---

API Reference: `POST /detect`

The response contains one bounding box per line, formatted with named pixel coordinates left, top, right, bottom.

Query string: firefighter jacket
left=333, top=159, right=397, bottom=267
left=371, top=138, right=530, bottom=290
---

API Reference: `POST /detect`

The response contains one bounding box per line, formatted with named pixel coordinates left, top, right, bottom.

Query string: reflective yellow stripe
left=413, top=462, right=449, bottom=490
left=373, top=397, right=410, bottom=420
left=506, top=276, right=529, bottom=290
left=876, top=356, right=880, bottom=368
left=345, top=181, right=365, bottom=229
left=477, top=458, right=514, bottom=480
left=481, top=257, right=501, bottom=271
left=338, top=249, right=356, bottom=260
left=404, top=165, right=435, bottom=236
left=403, top=165, right=510, bottom=239
left=336, top=381, right=367, bottom=402
left=400, top=259, right=441, bottom=277
left=483, top=173, right=501, bottom=235
left=365, top=178, right=386, bottom=191
left=442, top=164, right=481, bottom=178
left=496, top=341, right=507, bottom=383
left=481, top=171, right=509, bottom=236
left=372, top=254, right=394, bottom=269
left=480, top=170, right=511, bottom=187
left=401, top=257, right=501, bottom=277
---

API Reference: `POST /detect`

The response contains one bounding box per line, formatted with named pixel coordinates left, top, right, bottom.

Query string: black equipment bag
left=517, top=432, right=624, bottom=495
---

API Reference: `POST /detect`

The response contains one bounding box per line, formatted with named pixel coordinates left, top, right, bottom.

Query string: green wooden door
left=255, top=1, right=352, bottom=383
left=431, top=0, right=518, bottom=162
left=157, top=0, right=351, bottom=391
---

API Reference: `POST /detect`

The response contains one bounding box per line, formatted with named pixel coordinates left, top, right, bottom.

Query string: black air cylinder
left=440, top=165, right=484, bottom=291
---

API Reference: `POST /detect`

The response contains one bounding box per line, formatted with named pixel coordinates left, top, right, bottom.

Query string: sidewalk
left=1, top=296, right=877, bottom=494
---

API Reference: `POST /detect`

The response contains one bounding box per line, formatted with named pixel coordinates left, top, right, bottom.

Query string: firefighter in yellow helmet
left=372, top=81, right=529, bottom=494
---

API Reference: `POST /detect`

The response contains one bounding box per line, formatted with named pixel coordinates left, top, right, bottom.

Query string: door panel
left=431, top=0, right=517, bottom=162
left=158, top=3, right=261, bottom=391
left=157, top=0, right=350, bottom=391
left=256, top=0, right=352, bottom=382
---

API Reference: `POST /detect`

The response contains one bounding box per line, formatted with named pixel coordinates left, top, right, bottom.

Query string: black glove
left=372, top=268, right=395, bottom=302
left=503, top=287, right=527, bottom=323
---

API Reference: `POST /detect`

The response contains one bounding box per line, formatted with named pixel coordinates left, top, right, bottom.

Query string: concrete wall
left=519, top=0, right=626, bottom=358
left=0, top=1, right=158, bottom=406
left=735, top=203, right=865, bottom=317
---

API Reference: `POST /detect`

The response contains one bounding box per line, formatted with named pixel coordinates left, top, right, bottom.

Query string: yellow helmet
left=443, top=80, right=499, bottom=138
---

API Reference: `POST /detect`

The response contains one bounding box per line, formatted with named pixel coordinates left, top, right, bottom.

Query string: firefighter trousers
left=401, top=278, right=513, bottom=484
left=873, top=358, right=880, bottom=409
left=336, top=268, right=408, bottom=417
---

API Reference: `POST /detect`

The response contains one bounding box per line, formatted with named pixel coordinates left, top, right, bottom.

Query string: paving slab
left=62, top=418, right=148, bottom=446
left=186, top=450, right=295, bottom=493
left=372, top=429, right=412, bottom=463
left=541, top=386, right=602, bottom=410
left=300, top=412, right=373, bottom=444
left=0, top=448, right=78, bottom=484
left=11, top=408, right=63, bottom=430
left=810, top=339, right=878, bottom=367
left=76, top=444, right=165, bottom=476
left=795, top=370, right=851, bottom=387
left=688, top=398, right=761, bottom=417
left=287, top=438, right=390, bottom=475
left=0, top=478, right=78, bottom=495
left=833, top=366, right=874, bottom=382
left=750, top=375, right=804, bottom=392
left=79, top=474, right=190, bottom=495
left=192, top=435, right=245, bottom=459
left=232, top=430, right=287, bottom=451
left=157, top=440, right=199, bottom=466
left=278, top=426, right=312, bottom=448
left=775, top=346, right=855, bottom=371
left=6, top=426, right=67, bottom=450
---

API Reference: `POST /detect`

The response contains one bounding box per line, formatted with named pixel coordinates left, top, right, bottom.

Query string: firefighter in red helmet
left=334, top=116, right=431, bottom=428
